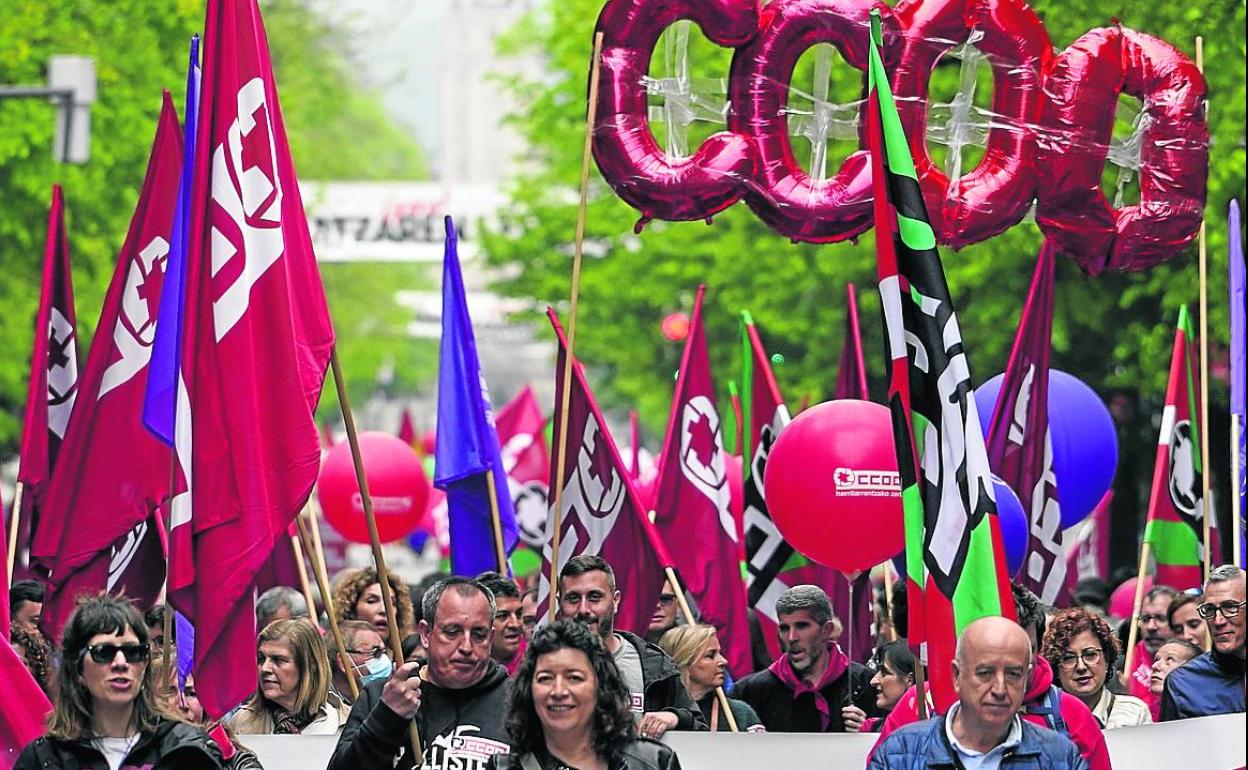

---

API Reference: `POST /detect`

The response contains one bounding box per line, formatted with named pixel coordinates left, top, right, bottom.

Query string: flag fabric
left=166, top=0, right=335, bottom=718
left=16, top=184, right=80, bottom=576
left=536, top=311, right=670, bottom=635
left=143, top=37, right=201, bottom=446
left=1229, top=199, right=1245, bottom=567
left=398, top=409, right=417, bottom=448
left=497, top=385, right=550, bottom=551
left=0, top=633, right=52, bottom=770
left=1, top=496, right=9, bottom=641
left=652, top=286, right=752, bottom=677
left=983, top=242, right=1066, bottom=603
left=867, top=10, right=1013, bottom=711
left=628, top=409, right=642, bottom=480
left=30, top=95, right=183, bottom=641
left=1143, top=306, right=1212, bottom=591
left=1065, top=490, right=1113, bottom=596
left=434, top=216, right=519, bottom=577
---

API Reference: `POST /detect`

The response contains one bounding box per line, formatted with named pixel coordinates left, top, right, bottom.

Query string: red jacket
left=871, top=656, right=1111, bottom=770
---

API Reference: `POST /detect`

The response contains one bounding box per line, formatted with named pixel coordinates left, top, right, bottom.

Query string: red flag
left=497, top=386, right=551, bottom=550
left=16, top=184, right=80, bottom=577
left=397, top=409, right=417, bottom=447
left=537, top=311, right=670, bottom=635
left=984, top=243, right=1065, bottom=602
left=653, top=286, right=752, bottom=676
left=1, top=496, right=9, bottom=642
left=0, top=634, right=52, bottom=770
left=169, top=0, right=335, bottom=718
left=30, top=96, right=183, bottom=641
left=1065, top=490, right=1113, bottom=598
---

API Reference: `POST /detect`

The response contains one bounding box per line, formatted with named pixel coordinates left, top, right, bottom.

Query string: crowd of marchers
left=7, top=559, right=1245, bottom=770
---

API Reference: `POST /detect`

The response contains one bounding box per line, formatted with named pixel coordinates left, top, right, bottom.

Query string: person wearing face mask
left=854, top=641, right=915, bottom=733
left=327, top=620, right=394, bottom=702
left=486, top=620, right=683, bottom=770
left=14, top=594, right=222, bottom=770
left=229, top=619, right=351, bottom=735
left=163, top=675, right=263, bottom=770
left=328, top=577, right=513, bottom=770
left=659, top=625, right=765, bottom=732
left=1042, top=609, right=1151, bottom=728
left=1160, top=565, right=1248, bottom=720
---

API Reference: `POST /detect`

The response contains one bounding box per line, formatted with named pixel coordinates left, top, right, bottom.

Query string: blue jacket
left=867, top=714, right=1088, bottom=770
left=1160, top=649, right=1247, bottom=720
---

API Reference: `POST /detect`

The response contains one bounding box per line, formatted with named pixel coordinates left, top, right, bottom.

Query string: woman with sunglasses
left=488, top=620, right=683, bottom=770
left=1042, top=608, right=1152, bottom=728
left=14, top=594, right=222, bottom=770
left=229, top=619, right=351, bottom=735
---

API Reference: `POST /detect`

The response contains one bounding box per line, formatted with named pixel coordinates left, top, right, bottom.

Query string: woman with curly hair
left=1042, top=607, right=1152, bottom=728
left=487, top=620, right=682, bottom=770
left=229, top=619, right=351, bottom=735
left=13, top=594, right=222, bottom=770
left=331, top=567, right=413, bottom=644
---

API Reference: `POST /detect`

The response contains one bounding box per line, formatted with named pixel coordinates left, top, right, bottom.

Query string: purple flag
left=985, top=241, right=1064, bottom=602
left=1230, top=200, right=1245, bottom=566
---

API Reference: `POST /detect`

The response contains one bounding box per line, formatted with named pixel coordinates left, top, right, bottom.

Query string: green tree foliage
left=0, top=0, right=428, bottom=450
left=483, top=0, right=1246, bottom=440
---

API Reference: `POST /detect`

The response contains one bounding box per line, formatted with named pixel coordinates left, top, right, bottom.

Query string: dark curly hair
left=331, top=567, right=414, bottom=639
left=11, top=626, right=53, bottom=695
left=504, top=620, right=635, bottom=763
left=1041, top=608, right=1120, bottom=673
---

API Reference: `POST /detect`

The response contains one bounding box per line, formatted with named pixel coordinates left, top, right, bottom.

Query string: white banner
left=246, top=713, right=1245, bottom=770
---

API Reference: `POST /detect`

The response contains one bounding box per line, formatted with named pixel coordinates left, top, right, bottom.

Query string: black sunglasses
left=82, top=642, right=150, bottom=665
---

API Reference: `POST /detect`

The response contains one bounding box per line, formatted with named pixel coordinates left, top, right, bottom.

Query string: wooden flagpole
left=1195, top=37, right=1214, bottom=579
left=664, top=566, right=740, bottom=732
left=484, top=469, right=509, bottom=575
left=330, top=347, right=420, bottom=760
left=547, top=31, right=604, bottom=621
left=6, top=480, right=23, bottom=582
left=290, top=530, right=318, bottom=628
left=296, top=510, right=359, bottom=700
left=881, top=561, right=897, bottom=642
left=1122, top=542, right=1153, bottom=684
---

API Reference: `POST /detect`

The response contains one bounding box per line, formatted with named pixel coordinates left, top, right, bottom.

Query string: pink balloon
left=318, top=431, right=431, bottom=544
left=592, top=0, right=759, bottom=227
left=1109, top=575, right=1153, bottom=621
left=764, top=400, right=905, bottom=573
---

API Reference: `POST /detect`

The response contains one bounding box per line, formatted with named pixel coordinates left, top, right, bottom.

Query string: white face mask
left=356, top=655, right=393, bottom=685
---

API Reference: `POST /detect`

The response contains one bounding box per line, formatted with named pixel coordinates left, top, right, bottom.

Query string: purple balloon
left=890, top=476, right=1026, bottom=579
left=974, top=369, right=1118, bottom=529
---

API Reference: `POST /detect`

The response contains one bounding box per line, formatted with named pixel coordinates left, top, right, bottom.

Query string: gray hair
left=1205, top=564, right=1247, bottom=592
left=256, top=586, right=308, bottom=626
left=775, top=585, right=834, bottom=626
left=420, top=577, right=496, bottom=626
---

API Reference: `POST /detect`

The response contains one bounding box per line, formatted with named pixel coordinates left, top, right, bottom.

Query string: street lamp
left=0, top=55, right=96, bottom=164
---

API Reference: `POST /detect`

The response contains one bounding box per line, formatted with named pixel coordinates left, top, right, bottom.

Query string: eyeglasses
left=83, top=643, right=150, bottom=665
left=1057, top=648, right=1104, bottom=670
left=657, top=594, right=677, bottom=607
left=1196, top=600, right=1247, bottom=620
left=346, top=645, right=387, bottom=659
left=1137, top=613, right=1169, bottom=625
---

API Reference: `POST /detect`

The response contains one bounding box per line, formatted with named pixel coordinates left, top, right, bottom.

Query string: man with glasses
left=1160, top=565, right=1247, bottom=720
left=1125, top=585, right=1177, bottom=719
left=327, top=620, right=391, bottom=703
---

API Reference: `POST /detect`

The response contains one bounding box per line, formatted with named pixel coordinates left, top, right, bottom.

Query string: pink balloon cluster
left=592, top=0, right=1208, bottom=273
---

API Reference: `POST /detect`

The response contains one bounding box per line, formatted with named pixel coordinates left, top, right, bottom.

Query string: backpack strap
left=1024, top=685, right=1068, bottom=736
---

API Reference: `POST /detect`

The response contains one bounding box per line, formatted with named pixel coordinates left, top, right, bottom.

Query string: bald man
left=869, top=618, right=1087, bottom=770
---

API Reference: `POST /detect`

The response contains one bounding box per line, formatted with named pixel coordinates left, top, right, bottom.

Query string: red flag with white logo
left=536, top=311, right=670, bottom=635
left=497, top=385, right=551, bottom=550
left=653, top=286, right=752, bottom=677
left=31, top=96, right=183, bottom=641
left=15, top=184, right=79, bottom=578
left=169, top=0, right=335, bottom=718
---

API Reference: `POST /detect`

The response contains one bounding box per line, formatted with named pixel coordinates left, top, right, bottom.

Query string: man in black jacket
left=328, top=577, right=512, bottom=770
left=557, top=555, right=704, bottom=736
left=731, top=584, right=854, bottom=732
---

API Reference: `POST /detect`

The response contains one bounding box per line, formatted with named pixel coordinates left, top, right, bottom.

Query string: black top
left=14, top=718, right=223, bottom=770
left=485, top=738, right=681, bottom=770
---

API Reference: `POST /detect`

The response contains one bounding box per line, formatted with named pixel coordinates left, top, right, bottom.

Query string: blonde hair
left=658, top=624, right=719, bottom=694
left=245, top=619, right=330, bottom=719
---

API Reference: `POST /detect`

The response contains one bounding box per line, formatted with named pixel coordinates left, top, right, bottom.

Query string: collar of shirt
left=944, top=702, right=1023, bottom=760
